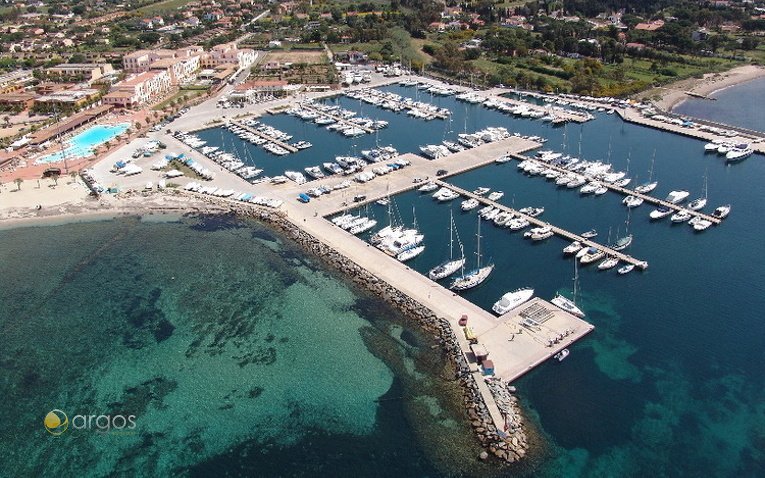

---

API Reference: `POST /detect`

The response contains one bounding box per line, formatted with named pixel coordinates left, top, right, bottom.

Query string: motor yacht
left=492, top=288, right=535, bottom=315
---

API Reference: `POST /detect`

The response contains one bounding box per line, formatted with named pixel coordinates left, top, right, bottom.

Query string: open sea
left=2, top=82, right=764, bottom=476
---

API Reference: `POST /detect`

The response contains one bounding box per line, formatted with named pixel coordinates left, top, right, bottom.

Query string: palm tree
left=14, top=178, right=22, bottom=191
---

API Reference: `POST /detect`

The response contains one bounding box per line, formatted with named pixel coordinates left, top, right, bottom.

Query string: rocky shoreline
left=0, top=189, right=532, bottom=463
left=218, top=198, right=532, bottom=464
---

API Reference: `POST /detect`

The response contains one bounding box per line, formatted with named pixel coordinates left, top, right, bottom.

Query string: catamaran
left=450, top=217, right=494, bottom=291
left=428, top=210, right=466, bottom=281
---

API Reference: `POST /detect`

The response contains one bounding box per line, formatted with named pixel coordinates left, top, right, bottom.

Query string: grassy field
left=135, top=0, right=195, bottom=15
left=153, top=89, right=205, bottom=111
left=265, top=50, right=328, bottom=65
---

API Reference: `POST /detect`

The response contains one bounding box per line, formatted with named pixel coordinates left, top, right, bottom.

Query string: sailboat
left=551, top=260, right=585, bottom=318
left=611, top=209, right=633, bottom=252
left=428, top=210, right=466, bottom=280
left=450, top=217, right=494, bottom=291
left=688, top=171, right=708, bottom=211
left=634, top=149, right=658, bottom=194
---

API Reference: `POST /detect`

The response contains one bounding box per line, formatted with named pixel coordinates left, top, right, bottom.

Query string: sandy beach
left=646, top=64, right=765, bottom=111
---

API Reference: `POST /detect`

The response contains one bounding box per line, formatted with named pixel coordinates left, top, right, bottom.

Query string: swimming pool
left=36, top=122, right=130, bottom=164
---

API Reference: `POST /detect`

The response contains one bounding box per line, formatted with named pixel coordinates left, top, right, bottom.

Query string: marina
left=31, top=71, right=765, bottom=473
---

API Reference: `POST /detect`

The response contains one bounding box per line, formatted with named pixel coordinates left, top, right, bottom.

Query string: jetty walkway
left=437, top=181, right=650, bottom=269
left=297, top=103, right=375, bottom=134
left=509, top=153, right=722, bottom=225
left=228, top=119, right=298, bottom=153
left=618, top=108, right=765, bottom=156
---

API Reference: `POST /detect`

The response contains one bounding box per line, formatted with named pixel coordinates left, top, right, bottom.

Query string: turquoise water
left=674, top=77, right=765, bottom=131
left=37, top=122, right=130, bottom=164
left=0, top=216, right=491, bottom=476
left=196, top=84, right=765, bottom=475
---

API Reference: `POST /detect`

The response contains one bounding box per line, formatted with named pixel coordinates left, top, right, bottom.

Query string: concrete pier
left=228, top=119, right=298, bottom=153
left=509, top=153, right=722, bottom=225
left=297, top=103, right=375, bottom=134
left=438, top=181, right=650, bottom=269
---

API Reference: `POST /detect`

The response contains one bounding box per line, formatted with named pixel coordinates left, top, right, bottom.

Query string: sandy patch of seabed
left=7, top=220, right=393, bottom=476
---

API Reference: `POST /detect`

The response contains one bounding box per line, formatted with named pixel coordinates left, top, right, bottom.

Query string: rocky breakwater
left=198, top=198, right=531, bottom=464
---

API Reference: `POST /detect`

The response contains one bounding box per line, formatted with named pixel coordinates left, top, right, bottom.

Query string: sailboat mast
left=448, top=209, right=454, bottom=260
left=476, top=216, right=482, bottom=269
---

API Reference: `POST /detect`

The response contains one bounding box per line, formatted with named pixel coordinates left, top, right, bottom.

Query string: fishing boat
left=450, top=218, right=494, bottom=291
left=428, top=211, right=466, bottom=281
left=492, top=288, right=535, bottom=315
left=712, top=204, right=731, bottom=219
left=617, top=264, right=635, bottom=275
left=397, top=245, right=425, bottom=262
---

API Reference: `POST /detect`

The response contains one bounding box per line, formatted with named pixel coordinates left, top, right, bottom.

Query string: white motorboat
left=554, top=349, right=570, bottom=362
left=397, top=245, right=425, bottom=262
left=634, top=182, right=658, bottom=194
left=649, top=206, right=673, bottom=220
left=525, top=226, right=554, bottom=241
left=284, top=170, right=307, bottom=185
left=461, top=198, right=480, bottom=211
left=581, top=229, right=597, bottom=239
left=725, top=148, right=753, bottom=162
left=688, top=197, right=707, bottom=211
left=597, top=257, right=619, bottom=270
left=594, top=186, right=609, bottom=195
left=690, top=217, right=712, bottom=231
left=712, top=204, right=731, bottom=219
left=492, top=288, right=535, bottom=315
left=487, top=191, right=504, bottom=201
left=580, top=248, right=605, bottom=265
left=473, top=187, right=490, bottom=196
left=433, top=187, right=459, bottom=201
left=518, top=206, right=544, bottom=217
left=507, top=218, right=529, bottom=230
left=580, top=182, right=598, bottom=194
left=704, top=141, right=721, bottom=152
left=418, top=182, right=438, bottom=192
left=670, top=210, right=692, bottom=223
left=563, top=241, right=583, bottom=255
left=617, top=264, right=635, bottom=275
left=665, top=190, right=690, bottom=204
left=623, top=195, right=644, bottom=208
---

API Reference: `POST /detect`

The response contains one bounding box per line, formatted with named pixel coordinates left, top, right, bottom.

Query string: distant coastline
left=644, top=64, right=765, bottom=112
